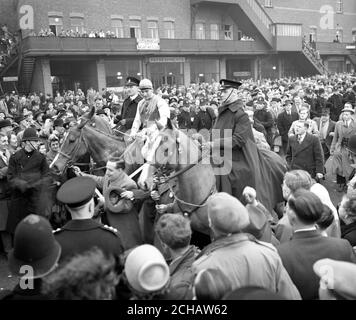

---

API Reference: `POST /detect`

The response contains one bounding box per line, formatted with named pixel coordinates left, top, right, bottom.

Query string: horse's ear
left=155, top=120, right=164, bottom=131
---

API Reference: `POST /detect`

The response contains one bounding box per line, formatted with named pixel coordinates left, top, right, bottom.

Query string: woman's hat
left=124, top=244, right=169, bottom=294
left=21, top=127, right=40, bottom=142
left=8, top=215, right=61, bottom=279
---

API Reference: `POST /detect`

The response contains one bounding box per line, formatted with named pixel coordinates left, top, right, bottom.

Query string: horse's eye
left=164, top=149, right=169, bottom=156
left=69, top=136, right=75, bottom=143
left=163, top=136, right=168, bottom=142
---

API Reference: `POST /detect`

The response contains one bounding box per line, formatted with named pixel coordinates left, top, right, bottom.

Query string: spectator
left=155, top=214, right=199, bottom=300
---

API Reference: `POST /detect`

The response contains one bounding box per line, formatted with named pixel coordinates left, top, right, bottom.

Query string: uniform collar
left=62, top=219, right=101, bottom=231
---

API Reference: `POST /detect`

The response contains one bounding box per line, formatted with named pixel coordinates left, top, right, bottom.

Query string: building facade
left=0, top=0, right=355, bottom=95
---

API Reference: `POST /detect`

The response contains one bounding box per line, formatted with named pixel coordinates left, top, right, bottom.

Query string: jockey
left=129, top=79, right=170, bottom=143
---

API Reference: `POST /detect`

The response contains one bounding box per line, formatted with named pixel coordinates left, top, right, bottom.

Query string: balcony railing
left=21, top=36, right=272, bottom=55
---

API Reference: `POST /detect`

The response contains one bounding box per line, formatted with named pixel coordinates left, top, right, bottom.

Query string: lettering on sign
left=233, top=71, right=251, bottom=77
left=137, top=38, right=160, bottom=50
left=149, top=57, right=185, bottom=63
left=3, top=76, right=18, bottom=82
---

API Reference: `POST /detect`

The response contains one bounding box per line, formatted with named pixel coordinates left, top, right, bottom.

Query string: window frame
left=163, top=20, right=175, bottom=39
left=147, top=20, right=159, bottom=39
left=264, top=0, right=273, bottom=8
left=70, top=17, right=84, bottom=33
left=48, top=16, right=63, bottom=36
left=210, top=23, right=219, bottom=40
left=111, top=19, right=124, bottom=38
left=129, top=20, right=141, bottom=38
left=336, top=0, right=343, bottom=13
left=224, top=24, right=233, bottom=40
left=195, top=23, right=205, bottom=40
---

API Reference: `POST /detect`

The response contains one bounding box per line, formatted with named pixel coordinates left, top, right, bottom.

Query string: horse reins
left=155, top=133, right=216, bottom=217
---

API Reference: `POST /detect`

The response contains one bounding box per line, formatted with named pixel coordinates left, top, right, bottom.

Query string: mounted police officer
left=54, top=176, right=124, bottom=263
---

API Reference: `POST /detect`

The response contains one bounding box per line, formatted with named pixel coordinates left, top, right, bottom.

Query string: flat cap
left=57, top=176, right=96, bottom=208
left=207, top=192, right=250, bottom=234
left=0, top=119, right=12, bottom=129
left=219, top=79, right=242, bottom=90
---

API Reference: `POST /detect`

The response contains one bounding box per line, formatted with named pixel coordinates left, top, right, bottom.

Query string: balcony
left=316, top=42, right=353, bottom=55
left=21, top=36, right=272, bottom=56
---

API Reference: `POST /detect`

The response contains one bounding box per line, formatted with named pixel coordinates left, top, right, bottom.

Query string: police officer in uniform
left=54, top=176, right=124, bottom=263
left=115, top=77, right=142, bottom=132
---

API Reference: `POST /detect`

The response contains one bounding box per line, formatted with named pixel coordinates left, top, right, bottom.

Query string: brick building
left=0, top=0, right=355, bottom=95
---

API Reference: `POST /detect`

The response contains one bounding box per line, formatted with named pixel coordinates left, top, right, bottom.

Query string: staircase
left=301, top=41, right=329, bottom=75
left=18, top=57, right=35, bottom=93
left=235, top=0, right=274, bottom=47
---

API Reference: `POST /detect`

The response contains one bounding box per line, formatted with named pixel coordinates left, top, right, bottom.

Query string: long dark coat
left=7, top=148, right=50, bottom=234
left=212, top=100, right=286, bottom=213
left=120, top=95, right=142, bottom=131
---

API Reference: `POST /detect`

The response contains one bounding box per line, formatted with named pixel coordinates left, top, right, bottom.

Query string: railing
left=21, top=36, right=272, bottom=54
left=246, top=0, right=273, bottom=30
left=302, top=40, right=329, bottom=74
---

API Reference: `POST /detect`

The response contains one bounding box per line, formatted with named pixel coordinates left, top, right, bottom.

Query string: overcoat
left=212, top=100, right=286, bottom=212
left=7, top=148, right=50, bottom=234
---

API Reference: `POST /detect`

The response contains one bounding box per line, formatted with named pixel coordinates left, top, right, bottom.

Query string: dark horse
left=50, top=107, right=143, bottom=176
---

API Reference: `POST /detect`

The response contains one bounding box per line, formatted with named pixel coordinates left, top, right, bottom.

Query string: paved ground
left=0, top=173, right=344, bottom=293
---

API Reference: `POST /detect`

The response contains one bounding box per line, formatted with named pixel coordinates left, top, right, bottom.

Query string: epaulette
left=52, top=228, right=63, bottom=234
left=255, top=239, right=278, bottom=252
left=101, top=224, right=118, bottom=235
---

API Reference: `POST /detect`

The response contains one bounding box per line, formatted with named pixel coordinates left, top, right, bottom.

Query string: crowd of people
left=0, top=72, right=356, bottom=300
left=0, top=24, right=19, bottom=70
left=35, top=28, right=119, bottom=39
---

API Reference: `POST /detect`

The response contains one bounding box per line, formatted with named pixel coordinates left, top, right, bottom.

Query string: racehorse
left=138, top=119, right=216, bottom=235
left=50, top=107, right=143, bottom=176
left=138, top=118, right=287, bottom=236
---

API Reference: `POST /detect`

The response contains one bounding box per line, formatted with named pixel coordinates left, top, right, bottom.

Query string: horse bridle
left=154, top=131, right=216, bottom=217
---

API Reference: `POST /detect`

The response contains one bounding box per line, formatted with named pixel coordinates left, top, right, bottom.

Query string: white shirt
left=130, top=94, right=138, bottom=101
left=297, top=132, right=307, bottom=143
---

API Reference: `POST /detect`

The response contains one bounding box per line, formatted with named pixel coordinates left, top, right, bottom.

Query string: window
left=129, top=20, right=141, bottom=38
left=264, top=0, right=273, bottom=7
left=210, top=24, right=219, bottom=40
left=224, top=25, right=232, bottom=40
left=49, top=17, right=63, bottom=36
left=195, top=23, right=205, bottom=39
left=70, top=17, right=84, bottom=33
left=148, top=21, right=159, bottom=39
left=352, top=30, right=356, bottom=43
left=112, top=19, right=124, bottom=38
left=163, top=21, right=175, bottom=39
left=336, top=0, right=343, bottom=13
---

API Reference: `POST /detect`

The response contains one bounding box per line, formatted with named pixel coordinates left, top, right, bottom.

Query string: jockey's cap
left=139, top=79, right=153, bottom=90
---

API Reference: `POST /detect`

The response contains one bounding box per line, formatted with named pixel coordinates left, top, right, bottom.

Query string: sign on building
left=233, top=71, right=251, bottom=77
left=137, top=38, right=160, bottom=50
left=149, top=57, right=185, bottom=63
left=3, top=76, right=18, bottom=82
